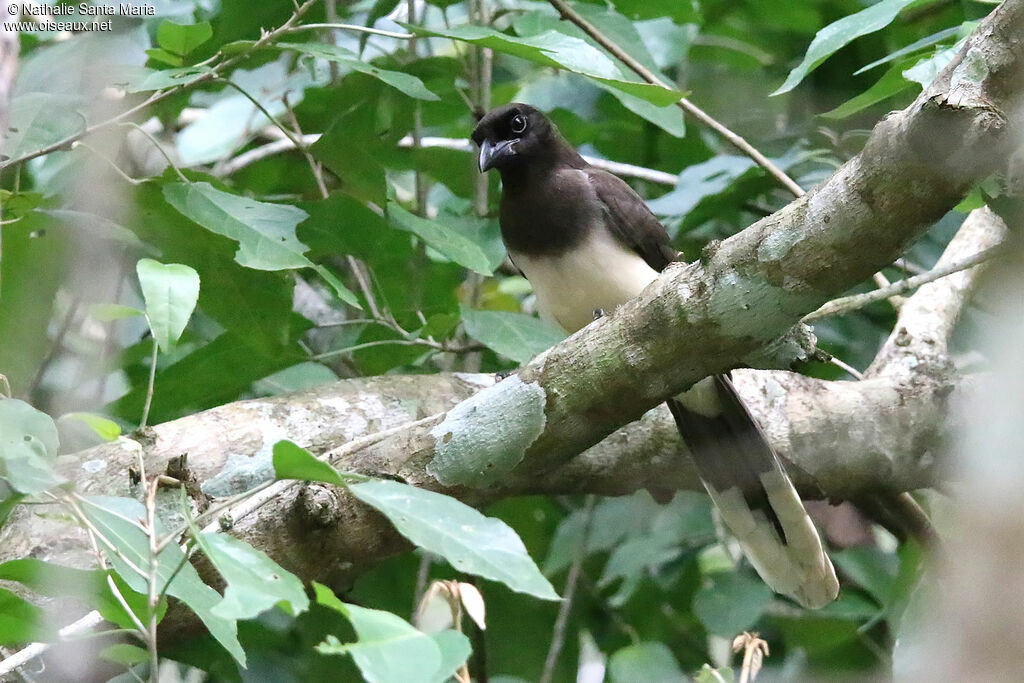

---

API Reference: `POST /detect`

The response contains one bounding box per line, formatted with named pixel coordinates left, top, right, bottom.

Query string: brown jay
left=472, top=103, right=838, bottom=609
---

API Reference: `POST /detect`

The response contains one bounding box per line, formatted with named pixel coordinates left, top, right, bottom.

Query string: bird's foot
left=494, top=369, right=515, bottom=381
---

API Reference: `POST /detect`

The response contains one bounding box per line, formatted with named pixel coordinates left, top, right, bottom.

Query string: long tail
left=667, top=374, right=839, bottom=609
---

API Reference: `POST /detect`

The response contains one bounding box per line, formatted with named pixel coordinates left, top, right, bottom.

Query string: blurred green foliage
left=0, top=0, right=997, bottom=679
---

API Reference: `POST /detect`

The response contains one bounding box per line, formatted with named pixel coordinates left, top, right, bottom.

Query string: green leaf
left=313, top=583, right=469, bottom=683
left=695, top=664, right=735, bottom=683
left=0, top=559, right=157, bottom=631
left=902, top=43, right=963, bottom=88
left=191, top=531, right=310, bottom=621
left=0, top=399, right=63, bottom=494
left=832, top=547, right=899, bottom=606
left=279, top=43, right=439, bottom=101
left=119, top=65, right=214, bottom=93
left=3, top=93, right=86, bottom=161
left=272, top=440, right=364, bottom=487
left=58, top=413, right=121, bottom=441
left=137, top=259, right=201, bottom=353
left=100, top=643, right=150, bottom=666
left=429, top=630, right=473, bottom=683
left=387, top=201, right=494, bottom=276
left=773, top=0, right=918, bottom=95
left=348, top=480, right=559, bottom=601
left=157, top=21, right=213, bottom=57
left=77, top=496, right=245, bottom=666
left=162, top=182, right=358, bottom=307
left=107, top=331, right=306, bottom=425
left=145, top=47, right=184, bottom=67
left=360, top=0, right=402, bottom=54
left=854, top=26, right=961, bottom=75
left=608, top=642, right=685, bottom=683
left=819, top=60, right=917, bottom=120
left=0, top=587, right=53, bottom=645
left=460, top=307, right=566, bottom=364
left=647, top=156, right=756, bottom=219
left=89, top=303, right=144, bottom=321
left=692, top=571, right=773, bottom=636
left=405, top=24, right=681, bottom=106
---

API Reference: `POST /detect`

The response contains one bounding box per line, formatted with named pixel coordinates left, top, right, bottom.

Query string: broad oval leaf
left=0, top=399, right=63, bottom=494
left=692, top=571, right=773, bottom=636
left=162, top=182, right=358, bottom=306
left=137, top=258, right=201, bottom=353
left=194, top=531, right=310, bottom=621
left=773, top=0, right=918, bottom=95
left=460, top=307, right=566, bottom=364
left=348, top=480, right=559, bottom=601
left=388, top=202, right=494, bottom=276
left=279, top=42, right=439, bottom=101
left=608, top=642, right=685, bottom=683
left=314, top=582, right=471, bottom=683
left=157, top=20, right=213, bottom=57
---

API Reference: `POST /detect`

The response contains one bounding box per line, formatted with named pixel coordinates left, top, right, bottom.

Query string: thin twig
left=804, top=243, right=1010, bottom=321
left=118, top=122, right=188, bottom=182
left=546, top=0, right=802, bottom=197
left=284, top=23, right=414, bottom=39
left=539, top=495, right=596, bottom=683
left=217, top=133, right=679, bottom=185
left=0, top=0, right=323, bottom=172
left=25, top=297, right=80, bottom=400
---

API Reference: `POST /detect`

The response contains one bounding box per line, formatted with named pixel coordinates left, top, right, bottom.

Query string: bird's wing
left=585, top=167, right=682, bottom=273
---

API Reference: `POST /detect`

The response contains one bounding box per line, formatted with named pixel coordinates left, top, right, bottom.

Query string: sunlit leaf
left=58, top=413, right=121, bottom=441
left=157, top=21, right=213, bottom=57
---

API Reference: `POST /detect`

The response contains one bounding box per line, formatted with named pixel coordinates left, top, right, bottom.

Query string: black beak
left=478, top=138, right=519, bottom=172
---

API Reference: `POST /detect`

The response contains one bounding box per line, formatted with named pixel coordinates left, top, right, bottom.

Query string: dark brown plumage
left=472, top=104, right=838, bottom=608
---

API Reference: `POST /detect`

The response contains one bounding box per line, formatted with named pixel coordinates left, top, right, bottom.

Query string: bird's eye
left=510, top=114, right=528, bottom=134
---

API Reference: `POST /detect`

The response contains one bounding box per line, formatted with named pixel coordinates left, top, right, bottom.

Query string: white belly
left=510, top=228, right=659, bottom=333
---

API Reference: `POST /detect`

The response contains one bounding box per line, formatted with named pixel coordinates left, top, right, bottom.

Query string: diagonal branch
left=547, top=0, right=804, bottom=197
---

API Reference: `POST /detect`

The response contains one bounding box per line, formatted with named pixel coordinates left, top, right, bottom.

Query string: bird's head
left=471, top=103, right=554, bottom=173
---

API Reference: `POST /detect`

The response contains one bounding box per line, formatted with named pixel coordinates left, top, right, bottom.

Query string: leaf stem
left=140, top=337, right=158, bottom=429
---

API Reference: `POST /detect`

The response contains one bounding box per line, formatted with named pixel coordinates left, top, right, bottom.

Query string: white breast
left=510, top=227, right=659, bottom=333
